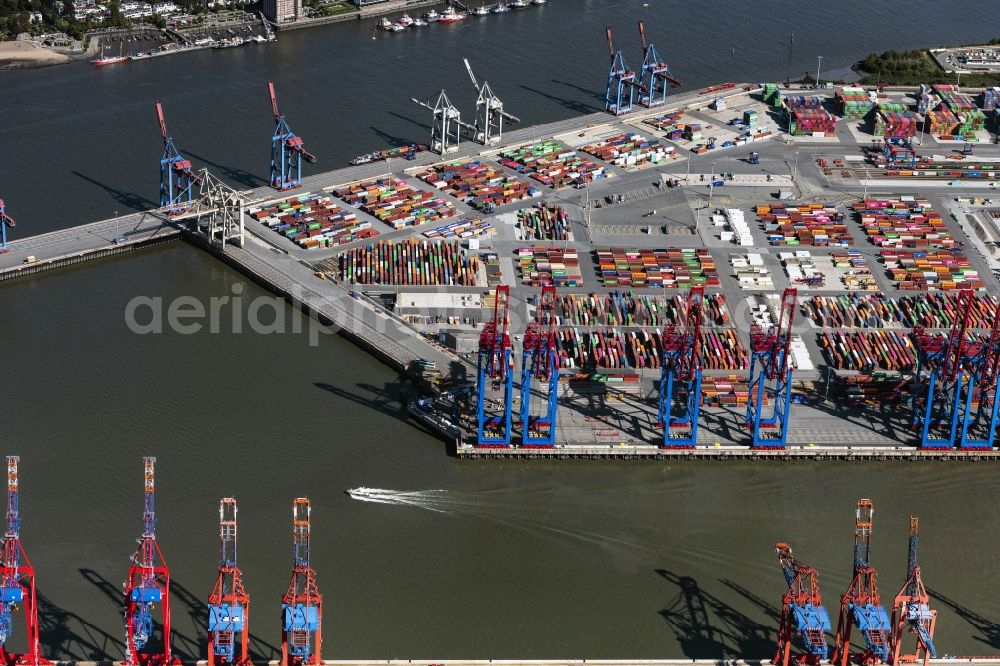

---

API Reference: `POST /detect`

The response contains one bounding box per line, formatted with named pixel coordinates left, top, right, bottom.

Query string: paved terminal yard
left=7, top=82, right=1000, bottom=457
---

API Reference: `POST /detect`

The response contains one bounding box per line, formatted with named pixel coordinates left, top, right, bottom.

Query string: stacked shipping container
left=519, top=204, right=571, bottom=241
left=805, top=292, right=999, bottom=329
left=553, top=292, right=733, bottom=327
left=415, top=160, right=537, bottom=211
left=756, top=202, right=851, bottom=246
left=853, top=197, right=955, bottom=249
left=248, top=192, right=376, bottom=250
left=835, top=87, right=874, bottom=119
left=332, top=178, right=456, bottom=230
left=337, top=239, right=480, bottom=285
left=499, top=141, right=608, bottom=189
left=517, top=246, right=583, bottom=287
left=595, top=248, right=719, bottom=288
left=881, top=248, right=984, bottom=291
left=581, top=132, right=675, bottom=168
left=422, top=217, right=495, bottom=240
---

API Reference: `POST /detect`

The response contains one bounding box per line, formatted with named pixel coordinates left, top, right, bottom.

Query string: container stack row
left=819, top=330, right=917, bottom=372
left=757, top=202, right=851, bottom=247
left=517, top=246, right=583, bottom=287
left=787, top=106, right=837, bottom=136
left=832, top=250, right=878, bottom=290
left=519, top=204, right=572, bottom=241
left=762, top=84, right=782, bottom=108
left=498, top=141, right=609, bottom=189
left=916, top=85, right=940, bottom=114
left=884, top=161, right=999, bottom=181
left=982, top=87, right=1000, bottom=111
left=805, top=293, right=999, bottom=329
left=416, top=160, right=537, bottom=211
left=874, top=102, right=917, bottom=139
left=881, top=249, right=983, bottom=291
left=581, top=132, right=675, bottom=168
left=332, top=178, right=456, bottom=230
left=595, top=248, right=719, bottom=288
left=853, top=197, right=955, bottom=249
left=835, top=87, right=874, bottom=119
left=552, top=292, right=733, bottom=327
left=249, top=193, right=376, bottom=250
left=422, top=217, right=495, bottom=240
left=644, top=110, right=686, bottom=136
left=723, top=208, right=754, bottom=246
left=549, top=328, right=747, bottom=371
left=337, top=239, right=480, bottom=286
left=926, top=106, right=960, bottom=139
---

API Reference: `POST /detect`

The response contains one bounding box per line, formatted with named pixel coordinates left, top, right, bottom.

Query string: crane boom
left=638, top=19, right=648, bottom=49
left=463, top=58, right=480, bottom=92
left=267, top=81, right=281, bottom=122
left=155, top=102, right=169, bottom=144
left=605, top=26, right=615, bottom=59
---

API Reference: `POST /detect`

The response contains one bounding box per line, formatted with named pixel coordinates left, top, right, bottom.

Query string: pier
left=8, top=80, right=1000, bottom=455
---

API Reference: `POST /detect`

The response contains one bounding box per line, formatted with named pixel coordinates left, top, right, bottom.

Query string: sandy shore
left=0, top=40, right=72, bottom=69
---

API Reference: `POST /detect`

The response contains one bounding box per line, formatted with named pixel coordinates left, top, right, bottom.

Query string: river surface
left=3, top=0, right=1000, bottom=660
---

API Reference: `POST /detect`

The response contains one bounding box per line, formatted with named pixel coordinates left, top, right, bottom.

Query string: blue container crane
left=833, top=499, right=891, bottom=666
left=884, top=138, right=917, bottom=169
left=746, top=288, right=798, bottom=448
left=603, top=26, right=636, bottom=115
left=207, top=498, right=250, bottom=666
left=773, top=543, right=831, bottom=666
left=476, top=285, right=514, bottom=446
left=636, top=20, right=681, bottom=108
left=155, top=103, right=198, bottom=214
left=890, top=517, right=937, bottom=666
left=0, top=200, right=14, bottom=254
left=956, top=299, right=1000, bottom=449
left=911, top=289, right=975, bottom=448
left=281, top=498, right=322, bottom=666
left=520, top=286, right=559, bottom=447
left=268, top=81, right=316, bottom=191
left=0, top=456, right=44, bottom=666
left=657, top=285, right=704, bottom=448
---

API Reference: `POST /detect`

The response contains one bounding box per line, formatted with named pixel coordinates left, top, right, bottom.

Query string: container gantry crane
left=123, top=457, right=175, bottom=666
left=657, top=285, right=704, bottom=448
left=155, top=103, right=198, bottom=213
left=603, top=26, right=636, bottom=115
left=207, top=498, right=250, bottom=666
left=636, top=20, right=681, bottom=108
left=773, top=543, right=831, bottom=666
left=883, top=138, right=916, bottom=169
left=477, top=285, right=514, bottom=446
left=463, top=58, right=520, bottom=146
left=281, top=498, right=322, bottom=666
left=0, top=200, right=14, bottom=254
left=890, top=517, right=937, bottom=666
left=268, top=81, right=316, bottom=192
left=955, top=297, right=1000, bottom=449
left=411, top=91, right=476, bottom=155
left=746, top=288, right=798, bottom=449
left=0, top=457, right=45, bottom=666
left=520, top=286, right=559, bottom=447
left=832, top=499, right=891, bottom=666
left=911, top=289, right=975, bottom=448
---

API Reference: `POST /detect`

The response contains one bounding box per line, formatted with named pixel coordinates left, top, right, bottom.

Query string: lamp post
left=815, top=55, right=823, bottom=89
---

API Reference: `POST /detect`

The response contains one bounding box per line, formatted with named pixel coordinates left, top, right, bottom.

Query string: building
left=263, top=0, right=299, bottom=23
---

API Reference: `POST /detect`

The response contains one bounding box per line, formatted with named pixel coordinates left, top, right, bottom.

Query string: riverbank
left=0, top=40, right=71, bottom=69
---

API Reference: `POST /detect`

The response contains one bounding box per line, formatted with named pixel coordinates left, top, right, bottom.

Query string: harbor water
left=2, top=0, right=1000, bottom=660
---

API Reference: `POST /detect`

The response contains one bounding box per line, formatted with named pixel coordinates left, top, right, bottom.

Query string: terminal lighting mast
left=155, top=103, right=198, bottom=213
left=123, top=457, right=175, bottom=666
left=0, top=457, right=46, bottom=666
left=0, top=200, right=15, bottom=254
left=463, top=58, right=520, bottom=146
left=281, top=499, right=322, bottom=666
left=476, top=285, right=514, bottom=447
left=657, top=285, right=704, bottom=448
left=746, top=288, right=798, bottom=449
left=832, top=499, right=891, bottom=666
left=890, top=517, right=937, bottom=666
left=520, top=286, right=559, bottom=447
left=268, top=81, right=317, bottom=191
left=636, top=20, right=681, bottom=108
left=603, top=26, right=636, bottom=115
left=207, top=498, right=250, bottom=666
left=773, top=543, right=831, bottom=666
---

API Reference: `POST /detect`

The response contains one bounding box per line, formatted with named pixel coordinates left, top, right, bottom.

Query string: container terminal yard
left=8, top=28, right=1000, bottom=458
left=0, top=453, right=994, bottom=665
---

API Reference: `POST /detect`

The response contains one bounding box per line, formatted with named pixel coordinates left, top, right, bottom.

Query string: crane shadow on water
left=314, top=378, right=416, bottom=422
left=37, top=588, right=125, bottom=661
left=369, top=126, right=419, bottom=151
left=71, top=171, right=157, bottom=213
left=518, top=84, right=600, bottom=117
left=656, top=568, right=774, bottom=659
left=185, top=151, right=266, bottom=189
left=928, top=587, right=1000, bottom=649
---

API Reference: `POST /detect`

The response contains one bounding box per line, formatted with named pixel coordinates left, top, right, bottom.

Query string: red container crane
left=207, top=498, right=250, bottom=666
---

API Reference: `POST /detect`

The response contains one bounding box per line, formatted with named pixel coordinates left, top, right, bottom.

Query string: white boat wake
left=346, top=487, right=452, bottom=513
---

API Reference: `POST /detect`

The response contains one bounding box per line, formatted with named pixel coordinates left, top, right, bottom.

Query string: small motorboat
left=346, top=487, right=375, bottom=499
left=437, top=7, right=466, bottom=21
left=422, top=9, right=440, bottom=20
left=397, top=12, right=414, bottom=25
left=510, top=0, right=528, bottom=7
left=473, top=4, right=489, bottom=14
left=491, top=2, right=510, bottom=13
left=412, top=18, right=428, bottom=26
left=388, top=23, right=406, bottom=31
left=377, top=16, right=393, bottom=29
